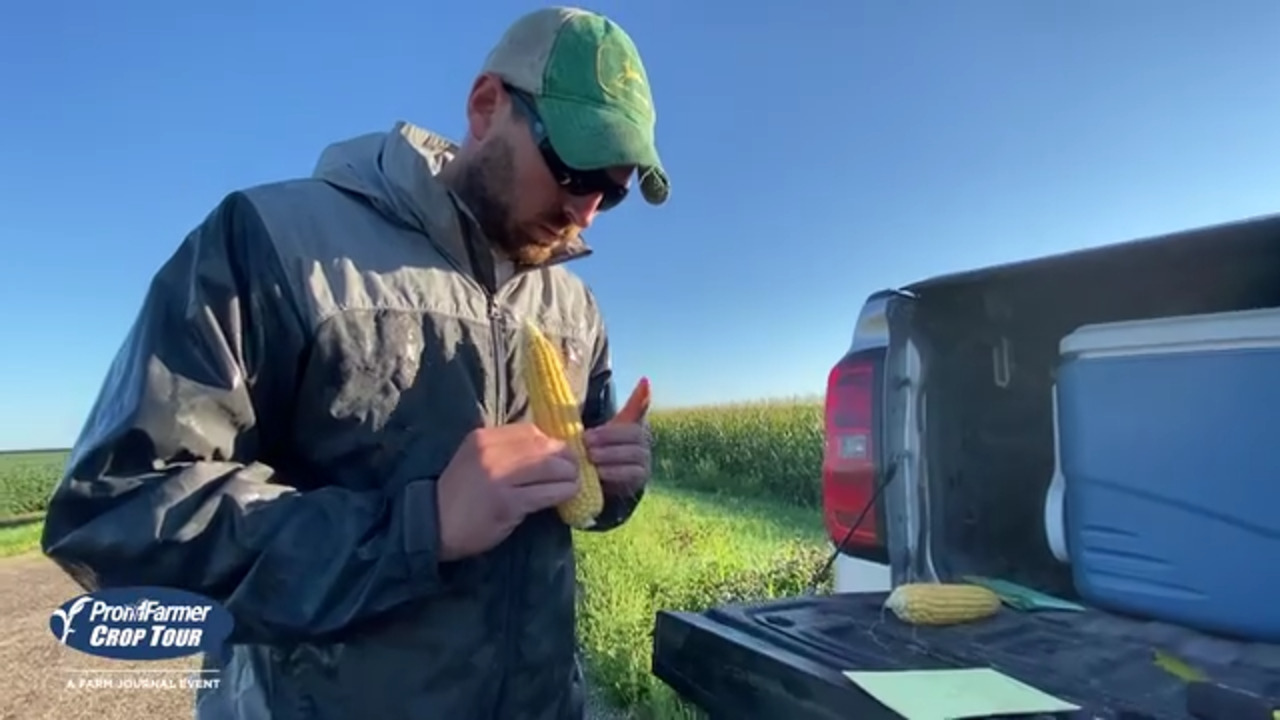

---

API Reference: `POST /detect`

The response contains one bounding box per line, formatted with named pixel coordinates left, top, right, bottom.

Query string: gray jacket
left=40, top=121, right=642, bottom=720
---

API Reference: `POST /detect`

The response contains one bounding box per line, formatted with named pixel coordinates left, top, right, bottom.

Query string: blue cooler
left=1056, top=307, right=1280, bottom=642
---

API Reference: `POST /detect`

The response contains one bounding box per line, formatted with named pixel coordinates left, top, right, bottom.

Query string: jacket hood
left=311, top=121, right=591, bottom=270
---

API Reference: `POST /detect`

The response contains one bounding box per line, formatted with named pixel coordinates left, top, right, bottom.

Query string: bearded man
left=40, top=6, right=668, bottom=719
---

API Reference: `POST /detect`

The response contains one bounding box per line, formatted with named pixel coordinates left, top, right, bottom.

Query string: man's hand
left=435, top=424, right=582, bottom=562
left=584, top=377, right=652, bottom=498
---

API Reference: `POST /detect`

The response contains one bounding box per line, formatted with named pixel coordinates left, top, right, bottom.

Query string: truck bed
left=652, top=592, right=1280, bottom=719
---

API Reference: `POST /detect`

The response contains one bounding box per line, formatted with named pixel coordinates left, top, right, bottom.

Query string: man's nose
left=563, top=192, right=603, bottom=230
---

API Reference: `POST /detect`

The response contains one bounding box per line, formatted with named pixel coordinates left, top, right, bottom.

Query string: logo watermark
left=62, top=669, right=222, bottom=692
left=49, top=586, right=234, bottom=662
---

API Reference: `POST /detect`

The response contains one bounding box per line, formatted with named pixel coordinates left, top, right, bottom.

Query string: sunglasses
left=504, top=85, right=630, bottom=212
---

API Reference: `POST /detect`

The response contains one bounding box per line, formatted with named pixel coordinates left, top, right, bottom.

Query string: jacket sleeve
left=40, top=191, right=446, bottom=646
left=578, top=297, right=645, bottom=532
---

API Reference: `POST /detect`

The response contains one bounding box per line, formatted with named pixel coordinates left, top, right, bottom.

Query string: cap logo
left=596, top=42, right=650, bottom=111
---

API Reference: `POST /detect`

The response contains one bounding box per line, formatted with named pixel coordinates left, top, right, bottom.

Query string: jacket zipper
left=433, top=206, right=530, bottom=719
left=489, top=296, right=506, bottom=426
left=488, top=287, right=528, bottom=720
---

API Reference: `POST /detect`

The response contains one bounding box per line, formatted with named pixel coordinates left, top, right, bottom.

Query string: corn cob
left=883, top=582, right=1002, bottom=626
left=521, top=320, right=604, bottom=529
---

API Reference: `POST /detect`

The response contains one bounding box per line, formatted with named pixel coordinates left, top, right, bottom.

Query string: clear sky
left=2, top=1, right=1279, bottom=451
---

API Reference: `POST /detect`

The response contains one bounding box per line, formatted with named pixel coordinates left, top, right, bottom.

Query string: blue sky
left=2, top=1, right=1279, bottom=451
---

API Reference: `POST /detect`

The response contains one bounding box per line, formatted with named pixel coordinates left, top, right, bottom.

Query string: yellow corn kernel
left=883, top=582, right=1002, bottom=626
left=521, top=320, right=604, bottom=529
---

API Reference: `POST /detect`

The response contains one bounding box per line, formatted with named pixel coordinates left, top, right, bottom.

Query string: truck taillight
left=822, top=353, right=882, bottom=553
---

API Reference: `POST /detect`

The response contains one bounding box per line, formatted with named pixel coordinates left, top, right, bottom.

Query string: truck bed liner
left=652, top=592, right=1280, bottom=719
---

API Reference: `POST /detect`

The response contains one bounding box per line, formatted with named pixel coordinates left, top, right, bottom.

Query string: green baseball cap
left=481, top=7, right=670, bottom=205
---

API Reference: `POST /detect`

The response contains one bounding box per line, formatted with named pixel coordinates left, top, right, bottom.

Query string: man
left=39, top=6, right=668, bottom=719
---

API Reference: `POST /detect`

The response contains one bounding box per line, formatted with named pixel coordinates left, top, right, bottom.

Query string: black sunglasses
left=504, top=85, right=629, bottom=212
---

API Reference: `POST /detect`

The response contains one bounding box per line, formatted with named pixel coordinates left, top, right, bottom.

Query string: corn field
left=0, top=399, right=825, bottom=519
left=0, top=450, right=63, bottom=518
left=648, top=398, right=824, bottom=509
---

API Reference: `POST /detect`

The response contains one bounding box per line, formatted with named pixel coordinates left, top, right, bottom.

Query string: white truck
left=652, top=213, right=1280, bottom=719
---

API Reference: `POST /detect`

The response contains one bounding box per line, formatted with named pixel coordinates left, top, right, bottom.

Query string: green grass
left=649, top=399, right=824, bottom=510
left=0, top=517, right=43, bottom=558
left=576, top=483, right=829, bottom=719
left=0, top=484, right=827, bottom=720
left=0, top=401, right=833, bottom=719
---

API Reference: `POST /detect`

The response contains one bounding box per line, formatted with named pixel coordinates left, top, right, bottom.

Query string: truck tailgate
left=652, top=592, right=1280, bottom=720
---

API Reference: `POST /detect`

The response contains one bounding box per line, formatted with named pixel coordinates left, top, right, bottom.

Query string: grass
left=575, top=483, right=829, bottom=719
left=0, top=400, right=832, bottom=719
left=0, top=517, right=43, bottom=558
left=0, top=487, right=828, bottom=720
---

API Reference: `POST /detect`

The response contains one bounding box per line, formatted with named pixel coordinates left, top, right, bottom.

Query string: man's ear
left=465, top=73, right=507, bottom=142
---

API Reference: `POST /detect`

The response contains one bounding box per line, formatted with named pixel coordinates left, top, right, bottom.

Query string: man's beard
left=453, top=137, right=580, bottom=267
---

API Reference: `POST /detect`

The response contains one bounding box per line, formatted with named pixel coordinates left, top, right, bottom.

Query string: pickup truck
left=651, top=213, right=1280, bottom=719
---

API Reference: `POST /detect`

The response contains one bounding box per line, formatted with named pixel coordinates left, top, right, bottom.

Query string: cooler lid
left=1060, top=306, right=1280, bottom=359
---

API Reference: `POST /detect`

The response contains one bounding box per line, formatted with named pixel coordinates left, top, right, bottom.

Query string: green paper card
left=843, top=667, right=1080, bottom=720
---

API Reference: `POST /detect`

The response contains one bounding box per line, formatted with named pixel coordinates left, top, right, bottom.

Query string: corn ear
left=883, top=582, right=1002, bottom=626
left=521, top=320, right=604, bottom=529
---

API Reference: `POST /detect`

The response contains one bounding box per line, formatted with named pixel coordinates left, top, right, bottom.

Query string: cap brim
left=535, top=95, right=670, bottom=205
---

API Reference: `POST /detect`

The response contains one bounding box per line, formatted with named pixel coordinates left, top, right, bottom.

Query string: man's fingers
left=503, top=450, right=581, bottom=487
left=586, top=443, right=649, bottom=468
left=598, top=468, right=648, bottom=496
left=584, top=422, right=648, bottom=448
left=612, top=377, right=651, bottom=424
left=510, top=479, right=580, bottom=515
